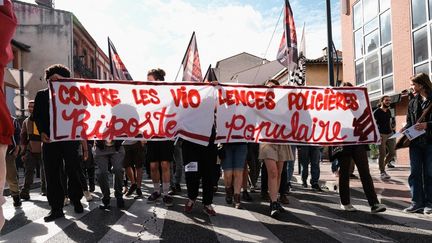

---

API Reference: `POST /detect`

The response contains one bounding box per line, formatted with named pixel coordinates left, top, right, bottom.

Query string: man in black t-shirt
left=373, top=96, right=396, bottom=180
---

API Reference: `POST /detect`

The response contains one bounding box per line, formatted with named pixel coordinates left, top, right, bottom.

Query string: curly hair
left=44, top=64, right=71, bottom=80
left=147, top=68, right=166, bottom=81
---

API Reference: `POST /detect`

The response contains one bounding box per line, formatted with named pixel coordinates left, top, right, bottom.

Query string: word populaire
left=224, top=111, right=346, bottom=143
left=57, top=84, right=203, bottom=109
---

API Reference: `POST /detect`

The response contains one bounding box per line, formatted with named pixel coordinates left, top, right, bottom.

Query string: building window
left=355, top=59, right=364, bottom=85
left=353, top=0, right=393, bottom=97
left=380, top=11, right=391, bottom=45
left=411, top=0, right=432, bottom=77
left=412, top=0, right=427, bottom=29
left=97, top=66, right=101, bottom=79
left=381, top=45, right=393, bottom=75
left=363, top=0, right=379, bottom=24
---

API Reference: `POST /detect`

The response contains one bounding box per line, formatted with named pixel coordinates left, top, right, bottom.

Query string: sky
left=20, top=0, right=341, bottom=81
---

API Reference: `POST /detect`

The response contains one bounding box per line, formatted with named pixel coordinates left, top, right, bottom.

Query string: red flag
left=108, top=37, right=133, bottom=80
left=0, top=0, right=17, bottom=144
left=181, top=32, right=203, bottom=82
left=203, top=65, right=218, bottom=82
left=276, top=0, right=298, bottom=72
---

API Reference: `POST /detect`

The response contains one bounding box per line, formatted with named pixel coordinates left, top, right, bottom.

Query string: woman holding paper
left=400, top=73, right=432, bottom=215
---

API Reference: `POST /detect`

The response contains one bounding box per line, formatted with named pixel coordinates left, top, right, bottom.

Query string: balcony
left=73, top=56, right=97, bottom=79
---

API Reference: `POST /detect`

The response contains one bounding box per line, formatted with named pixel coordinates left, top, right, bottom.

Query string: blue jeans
left=299, top=146, right=321, bottom=185
left=331, top=159, right=339, bottom=173
left=286, top=146, right=296, bottom=183
left=409, top=143, right=432, bottom=207
left=222, top=143, right=247, bottom=171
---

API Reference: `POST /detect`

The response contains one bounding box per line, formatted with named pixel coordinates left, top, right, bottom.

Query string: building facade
left=5, top=0, right=112, bottom=117
left=341, top=0, right=430, bottom=164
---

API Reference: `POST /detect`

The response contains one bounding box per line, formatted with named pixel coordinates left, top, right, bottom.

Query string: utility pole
left=326, top=0, right=335, bottom=87
left=19, top=68, right=25, bottom=118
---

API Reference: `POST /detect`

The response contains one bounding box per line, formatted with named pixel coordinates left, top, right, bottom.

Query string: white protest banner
left=49, top=79, right=216, bottom=146
left=215, top=84, right=379, bottom=145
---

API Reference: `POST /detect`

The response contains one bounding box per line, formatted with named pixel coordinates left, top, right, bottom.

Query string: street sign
left=13, top=96, right=29, bottom=110
left=5, top=68, right=33, bottom=87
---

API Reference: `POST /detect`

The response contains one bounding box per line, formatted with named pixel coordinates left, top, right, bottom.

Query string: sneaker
left=275, top=201, right=286, bottom=213
left=134, top=188, right=143, bottom=199
left=125, top=184, right=137, bottom=197
left=99, top=199, right=111, bottom=210
left=117, top=198, right=125, bottom=208
left=311, top=184, right=323, bottom=192
left=63, top=197, right=70, bottom=206
left=203, top=205, right=216, bottom=216
left=250, top=186, right=256, bottom=193
left=403, top=204, right=424, bottom=213
left=44, top=210, right=65, bottom=222
left=380, top=172, right=391, bottom=180
left=40, top=192, right=46, bottom=197
left=242, top=190, right=252, bottom=202
left=13, top=195, right=22, bottom=207
left=20, top=192, right=30, bottom=201
left=184, top=199, right=195, bottom=213
left=122, top=186, right=128, bottom=195
left=424, top=207, right=432, bottom=215
left=341, top=204, right=357, bottom=212
left=278, top=194, right=290, bottom=205
left=84, top=191, right=93, bottom=202
left=270, top=202, right=280, bottom=218
left=371, top=203, right=386, bottom=213
left=73, top=201, right=84, bottom=213
left=163, top=195, right=174, bottom=207
left=387, top=163, right=395, bottom=168
left=147, top=191, right=161, bottom=203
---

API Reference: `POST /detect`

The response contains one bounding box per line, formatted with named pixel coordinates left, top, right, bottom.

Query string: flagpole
left=107, top=37, right=114, bottom=78
left=326, top=0, right=335, bottom=87
left=174, top=63, right=183, bottom=81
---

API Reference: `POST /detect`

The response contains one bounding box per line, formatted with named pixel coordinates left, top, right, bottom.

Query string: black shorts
left=146, top=140, right=174, bottom=163
left=123, top=142, right=146, bottom=168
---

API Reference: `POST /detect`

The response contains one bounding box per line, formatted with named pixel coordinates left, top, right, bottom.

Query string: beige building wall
left=13, top=1, right=73, bottom=100
left=305, top=63, right=344, bottom=87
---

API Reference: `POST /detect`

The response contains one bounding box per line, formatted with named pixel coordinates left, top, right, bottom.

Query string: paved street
left=1, top=161, right=431, bottom=243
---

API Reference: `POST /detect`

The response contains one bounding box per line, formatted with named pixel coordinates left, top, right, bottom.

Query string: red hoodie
left=0, top=0, right=17, bottom=145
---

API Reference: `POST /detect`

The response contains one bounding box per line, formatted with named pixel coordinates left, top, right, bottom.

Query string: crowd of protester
left=1, top=63, right=431, bottom=228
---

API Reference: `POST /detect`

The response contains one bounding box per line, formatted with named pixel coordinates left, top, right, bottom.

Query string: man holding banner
left=33, top=65, right=84, bottom=222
